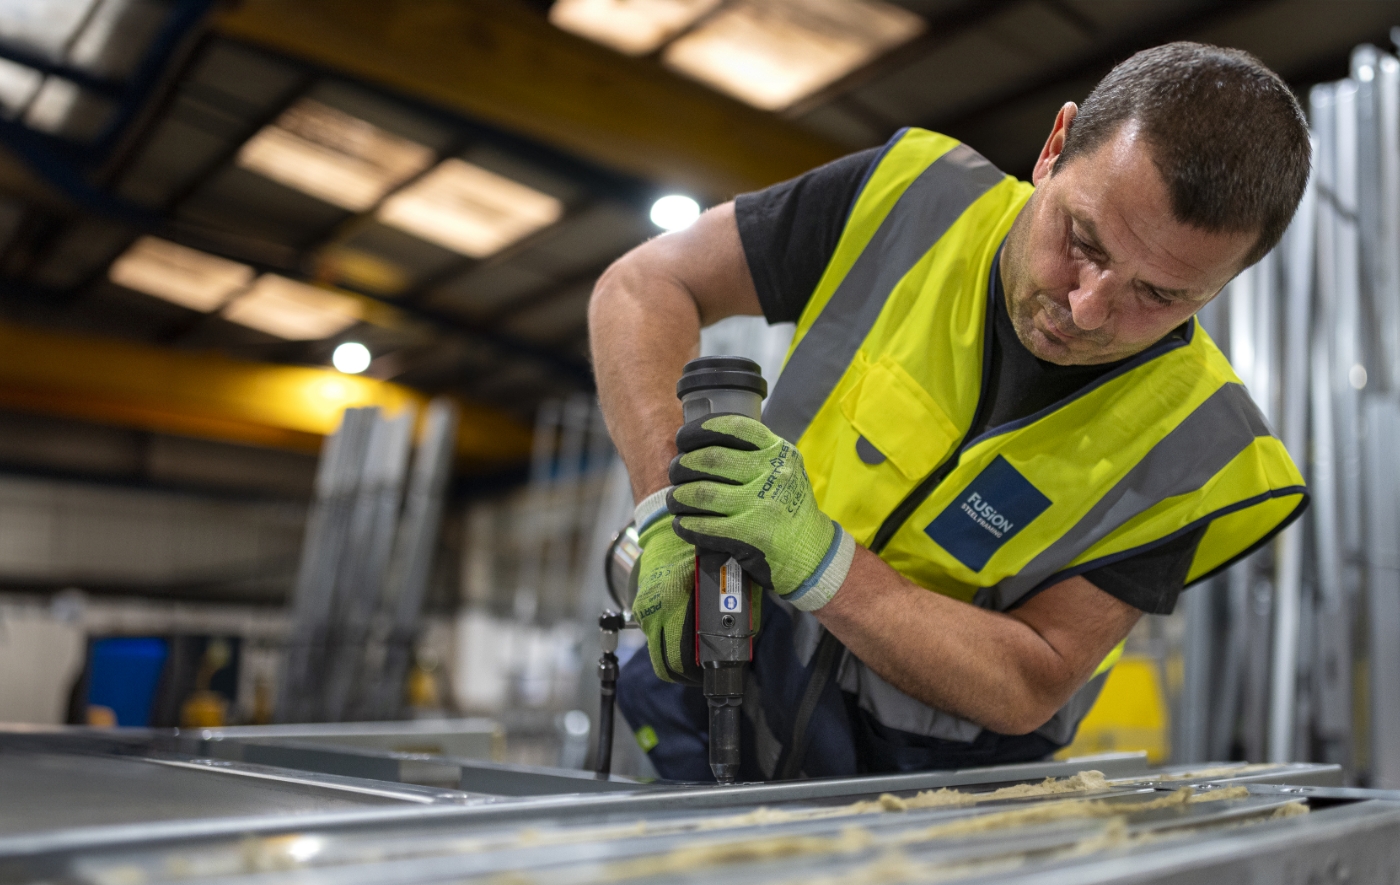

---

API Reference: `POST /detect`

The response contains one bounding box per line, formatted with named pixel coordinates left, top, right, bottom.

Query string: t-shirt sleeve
left=734, top=146, right=882, bottom=325
left=1081, top=526, right=1208, bottom=615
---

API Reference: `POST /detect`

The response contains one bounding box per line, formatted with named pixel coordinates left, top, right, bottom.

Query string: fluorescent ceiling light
left=377, top=158, right=565, bottom=258
left=24, top=76, right=80, bottom=133
left=237, top=99, right=435, bottom=212
left=222, top=275, right=361, bottom=340
left=109, top=236, right=253, bottom=312
left=662, top=0, right=923, bottom=111
left=549, top=0, right=720, bottom=55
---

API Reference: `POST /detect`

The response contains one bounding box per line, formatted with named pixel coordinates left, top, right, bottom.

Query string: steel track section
left=46, top=785, right=1330, bottom=885
left=0, top=726, right=1373, bottom=885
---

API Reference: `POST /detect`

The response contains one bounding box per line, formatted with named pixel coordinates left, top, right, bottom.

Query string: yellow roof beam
left=0, top=320, right=532, bottom=466
left=215, top=0, right=846, bottom=199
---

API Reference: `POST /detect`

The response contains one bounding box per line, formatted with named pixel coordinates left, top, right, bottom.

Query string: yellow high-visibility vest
left=763, top=128, right=1307, bottom=744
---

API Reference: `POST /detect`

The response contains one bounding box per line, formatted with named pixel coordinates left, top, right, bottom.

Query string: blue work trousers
left=616, top=592, right=1062, bottom=782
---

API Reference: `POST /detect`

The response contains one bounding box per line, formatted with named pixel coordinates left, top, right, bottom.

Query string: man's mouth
left=1033, top=295, right=1111, bottom=348
left=1037, top=311, right=1079, bottom=344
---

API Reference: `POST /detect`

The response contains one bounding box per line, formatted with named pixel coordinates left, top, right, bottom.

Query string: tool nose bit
left=708, top=697, right=742, bottom=784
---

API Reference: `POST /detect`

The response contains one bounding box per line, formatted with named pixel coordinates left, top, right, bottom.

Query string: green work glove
left=668, top=414, right=855, bottom=611
left=631, top=488, right=701, bottom=685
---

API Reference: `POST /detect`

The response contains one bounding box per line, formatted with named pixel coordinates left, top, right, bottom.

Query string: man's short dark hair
left=1057, top=41, right=1310, bottom=267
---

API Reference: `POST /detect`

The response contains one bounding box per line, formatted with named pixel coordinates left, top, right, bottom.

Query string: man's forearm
left=815, top=545, right=1139, bottom=735
left=589, top=255, right=700, bottom=502
left=588, top=202, right=765, bottom=504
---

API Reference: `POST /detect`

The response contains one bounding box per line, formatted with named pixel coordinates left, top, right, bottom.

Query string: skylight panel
left=222, top=275, right=361, bottom=340
left=24, top=76, right=82, bottom=133
left=662, top=0, right=923, bottom=111
left=376, top=158, right=565, bottom=258
left=0, top=56, right=42, bottom=117
left=237, top=99, right=436, bottom=212
left=549, top=0, right=720, bottom=55
left=108, top=237, right=253, bottom=312
left=0, top=0, right=99, bottom=56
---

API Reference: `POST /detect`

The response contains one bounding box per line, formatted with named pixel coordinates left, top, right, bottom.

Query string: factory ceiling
left=0, top=0, right=1395, bottom=455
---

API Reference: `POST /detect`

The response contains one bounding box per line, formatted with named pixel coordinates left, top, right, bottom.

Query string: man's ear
left=1032, top=103, right=1078, bottom=186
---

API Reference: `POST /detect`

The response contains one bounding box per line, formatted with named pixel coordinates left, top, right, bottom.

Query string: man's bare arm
left=589, top=202, right=763, bottom=502
left=816, top=545, right=1141, bottom=735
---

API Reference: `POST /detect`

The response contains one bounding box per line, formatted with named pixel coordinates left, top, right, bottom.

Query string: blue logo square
left=924, top=456, right=1051, bottom=572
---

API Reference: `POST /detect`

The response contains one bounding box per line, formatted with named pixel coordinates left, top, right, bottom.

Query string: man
left=589, top=42, right=1310, bottom=781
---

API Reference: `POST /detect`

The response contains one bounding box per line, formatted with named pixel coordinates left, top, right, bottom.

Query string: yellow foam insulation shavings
left=1271, top=801, right=1310, bottom=819
left=806, top=844, right=1034, bottom=885
left=779, top=795, right=1308, bottom=885
left=694, top=770, right=1112, bottom=831
left=82, top=864, right=148, bottom=885
left=599, top=785, right=1274, bottom=882
left=498, top=770, right=1112, bottom=858
left=853, top=770, right=1113, bottom=813
left=891, top=785, right=1246, bottom=843
left=605, top=825, right=876, bottom=881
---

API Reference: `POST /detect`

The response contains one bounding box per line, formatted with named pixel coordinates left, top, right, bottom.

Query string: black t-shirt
left=735, top=148, right=1203, bottom=615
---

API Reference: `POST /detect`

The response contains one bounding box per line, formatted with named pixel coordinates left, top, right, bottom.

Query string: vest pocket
left=821, top=356, right=962, bottom=543
left=842, top=356, right=961, bottom=479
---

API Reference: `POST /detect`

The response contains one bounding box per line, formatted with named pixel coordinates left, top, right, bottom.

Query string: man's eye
left=1143, top=288, right=1172, bottom=306
left=1069, top=233, right=1096, bottom=259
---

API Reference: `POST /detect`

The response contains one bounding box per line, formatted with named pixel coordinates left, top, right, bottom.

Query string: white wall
left=0, top=473, right=305, bottom=591
left=0, top=597, right=84, bottom=724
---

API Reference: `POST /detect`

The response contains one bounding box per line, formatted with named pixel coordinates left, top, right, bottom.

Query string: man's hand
left=632, top=504, right=701, bottom=685
left=667, top=415, right=855, bottom=611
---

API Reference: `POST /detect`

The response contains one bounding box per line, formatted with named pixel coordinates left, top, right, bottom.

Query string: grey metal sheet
left=195, top=718, right=500, bottom=760
left=1142, top=762, right=1345, bottom=788
left=0, top=751, right=1151, bottom=861
left=0, top=750, right=408, bottom=836
left=456, top=758, right=651, bottom=795
left=204, top=736, right=646, bottom=795
left=204, top=735, right=1145, bottom=802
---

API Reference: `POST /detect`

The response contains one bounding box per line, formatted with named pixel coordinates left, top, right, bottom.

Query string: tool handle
left=676, top=355, right=764, bottom=785
left=695, top=549, right=753, bottom=666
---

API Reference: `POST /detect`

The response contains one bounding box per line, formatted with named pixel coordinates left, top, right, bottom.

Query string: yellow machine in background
left=1058, top=655, right=1170, bottom=764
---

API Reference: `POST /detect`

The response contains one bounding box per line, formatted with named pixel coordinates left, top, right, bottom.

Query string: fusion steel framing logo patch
left=924, top=455, right=1051, bottom=571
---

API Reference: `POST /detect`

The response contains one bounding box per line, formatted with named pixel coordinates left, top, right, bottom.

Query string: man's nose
left=1067, top=269, right=1113, bottom=331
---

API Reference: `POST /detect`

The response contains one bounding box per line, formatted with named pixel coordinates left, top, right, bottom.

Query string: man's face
left=1002, top=111, right=1257, bottom=365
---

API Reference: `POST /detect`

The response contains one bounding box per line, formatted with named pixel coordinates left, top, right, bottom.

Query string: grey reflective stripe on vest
left=979, top=382, right=1273, bottom=611
left=764, top=143, right=1007, bottom=442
